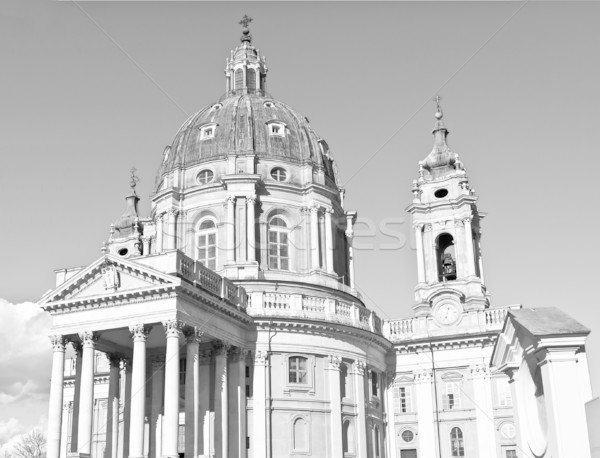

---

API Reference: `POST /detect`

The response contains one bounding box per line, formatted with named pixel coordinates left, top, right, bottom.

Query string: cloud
left=0, top=299, right=52, bottom=444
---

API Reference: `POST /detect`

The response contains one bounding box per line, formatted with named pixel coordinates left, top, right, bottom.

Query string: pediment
left=39, top=255, right=179, bottom=306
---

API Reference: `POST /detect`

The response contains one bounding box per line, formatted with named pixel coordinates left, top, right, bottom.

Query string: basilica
left=39, top=20, right=593, bottom=458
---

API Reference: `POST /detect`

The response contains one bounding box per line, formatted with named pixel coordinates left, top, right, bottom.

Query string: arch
left=196, top=216, right=218, bottom=270
left=268, top=214, right=290, bottom=270
left=234, top=68, right=243, bottom=90
left=292, top=416, right=308, bottom=451
left=342, top=418, right=355, bottom=454
left=450, top=427, right=465, bottom=457
left=247, top=68, right=256, bottom=92
left=436, top=232, right=456, bottom=281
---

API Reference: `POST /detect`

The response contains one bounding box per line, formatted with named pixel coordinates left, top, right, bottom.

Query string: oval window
left=118, top=248, right=128, bottom=256
left=401, top=430, right=414, bottom=443
left=197, top=169, right=214, bottom=185
left=434, top=188, right=449, bottom=198
left=271, top=167, right=287, bottom=182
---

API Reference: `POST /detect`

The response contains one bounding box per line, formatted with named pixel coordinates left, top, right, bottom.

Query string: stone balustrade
left=247, top=291, right=382, bottom=334
left=383, top=305, right=521, bottom=342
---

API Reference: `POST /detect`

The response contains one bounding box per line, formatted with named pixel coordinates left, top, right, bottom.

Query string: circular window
left=197, top=169, right=214, bottom=185
left=118, top=248, right=128, bottom=256
left=401, top=430, right=414, bottom=443
left=212, top=103, right=222, bottom=110
left=434, top=188, right=449, bottom=198
left=500, top=423, right=516, bottom=439
left=271, top=167, right=287, bottom=182
left=264, top=101, right=274, bottom=108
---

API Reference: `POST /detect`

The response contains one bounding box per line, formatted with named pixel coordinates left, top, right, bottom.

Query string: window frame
left=450, top=426, right=465, bottom=457
left=196, top=169, right=215, bottom=185
left=268, top=215, right=290, bottom=271
left=196, top=217, right=218, bottom=270
left=283, top=354, right=315, bottom=394
left=199, top=123, right=217, bottom=140
left=442, top=380, right=462, bottom=410
left=267, top=120, right=286, bottom=137
left=270, top=167, right=288, bottom=182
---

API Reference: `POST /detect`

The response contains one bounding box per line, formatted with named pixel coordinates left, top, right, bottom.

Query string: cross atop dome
left=239, top=14, right=253, bottom=42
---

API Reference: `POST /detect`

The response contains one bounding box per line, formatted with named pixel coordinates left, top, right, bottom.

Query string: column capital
left=162, top=320, right=185, bottom=338
left=225, top=195, right=237, bottom=204
left=184, top=327, right=204, bottom=344
left=246, top=195, right=257, bottom=205
left=49, top=335, right=67, bottom=352
left=78, top=331, right=98, bottom=349
left=469, top=364, right=490, bottom=378
left=354, top=360, right=366, bottom=375
left=462, top=216, right=473, bottom=225
left=156, top=212, right=165, bottom=222
left=309, top=203, right=320, bottom=213
left=107, top=353, right=124, bottom=368
left=167, top=207, right=179, bottom=217
left=213, top=342, right=232, bottom=357
left=198, top=348, right=213, bottom=364
left=413, top=368, right=433, bottom=383
left=129, top=324, right=152, bottom=342
left=454, top=219, right=464, bottom=227
left=424, top=223, right=433, bottom=232
left=254, top=350, right=269, bottom=366
left=328, top=355, right=342, bottom=370
left=230, top=347, right=249, bottom=362
left=412, top=223, right=424, bottom=231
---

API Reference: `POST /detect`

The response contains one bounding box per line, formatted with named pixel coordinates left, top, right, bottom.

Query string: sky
left=1, top=0, right=599, bottom=444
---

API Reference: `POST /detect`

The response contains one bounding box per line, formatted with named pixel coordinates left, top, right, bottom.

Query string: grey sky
left=1, top=0, right=599, bottom=433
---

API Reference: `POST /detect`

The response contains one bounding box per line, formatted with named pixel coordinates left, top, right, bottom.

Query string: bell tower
left=408, top=98, right=489, bottom=317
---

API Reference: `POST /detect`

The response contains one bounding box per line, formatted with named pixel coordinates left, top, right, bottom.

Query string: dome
left=155, top=30, right=339, bottom=192
left=156, top=93, right=338, bottom=188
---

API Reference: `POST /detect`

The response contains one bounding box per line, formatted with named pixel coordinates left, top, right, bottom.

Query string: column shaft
left=167, top=210, right=178, bottom=250
left=184, top=335, right=200, bottom=458
left=470, top=366, right=497, bottom=458
left=70, top=345, right=83, bottom=453
left=129, top=326, right=149, bottom=458
left=226, top=197, right=236, bottom=263
left=162, top=321, right=182, bottom=458
left=328, top=357, right=343, bottom=457
left=77, top=332, right=97, bottom=456
left=198, top=351, right=212, bottom=456
left=252, top=352, right=268, bottom=458
left=354, top=362, right=368, bottom=458
left=324, top=210, right=335, bottom=273
left=105, top=356, right=120, bottom=458
left=414, top=370, right=436, bottom=458
left=214, top=347, right=229, bottom=458
left=414, top=225, right=426, bottom=283
left=463, top=218, right=476, bottom=276
left=310, top=207, right=320, bottom=270
left=149, top=356, right=165, bottom=458
left=47, top=337, right=66, bottom=458
left=247, top=198, right=256, bottom=262
left=156, top=215, right=164, bottom=253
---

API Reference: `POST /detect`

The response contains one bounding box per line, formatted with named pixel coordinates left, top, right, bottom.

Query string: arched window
left=342, top=419, right=355, bottom=454
left=340, top=363, right=349, bottom=399
left=234, top=69, right=243, bottom=90
left=437, top=233, right=456, bottom=281
left=268, top=216, right=289, bottom=270
left=450, top=427, right=464, bottom=457
left=288, top=356, right=308, bottom=384
left=196, top=219, right=217, bottom=270
left=292, top=417, right=308, bottom=451
left=247, top=68, right=256, bottom=92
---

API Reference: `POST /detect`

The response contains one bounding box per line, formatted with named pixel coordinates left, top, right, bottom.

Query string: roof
left=509, top=307, right=590, bottom=336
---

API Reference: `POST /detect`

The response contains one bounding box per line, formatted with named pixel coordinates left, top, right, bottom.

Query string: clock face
left=435, top=302, right=461, bottom=325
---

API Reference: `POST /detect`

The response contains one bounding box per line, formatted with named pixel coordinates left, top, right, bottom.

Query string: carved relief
left=78, top=331, right=98, bottom=349
left=254, top=350, right=269, bottom=365
left=129, top=324, right=151, bottom=342
left=101, top=263, right=120, bottom=291
left=354, top=360, right=366, bottom=376
left=413, top=369, right=433, bottom=383
left=162, top=320, right=185, bottom=338
left=49, top=335, right=66, bottom=352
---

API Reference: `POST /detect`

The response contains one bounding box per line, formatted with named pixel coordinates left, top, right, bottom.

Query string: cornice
left=393, top=333, right=497, bottom=354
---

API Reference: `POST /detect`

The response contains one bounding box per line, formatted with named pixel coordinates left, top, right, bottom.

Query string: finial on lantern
left=433, top=95, right=443, bottom=120
left=129, top=167, right=140, bottom=194
left=239, top=14, right=253, bottom=42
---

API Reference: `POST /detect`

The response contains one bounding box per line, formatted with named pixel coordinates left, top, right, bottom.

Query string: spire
left=224, top=16, right=268, bottom=96
left=113, top=168, right=140, bottom=239
left=422, top=96, right=456, bottom=177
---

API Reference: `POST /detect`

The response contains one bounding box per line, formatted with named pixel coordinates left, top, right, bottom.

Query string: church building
left=39, top=19, right=594, bottom=458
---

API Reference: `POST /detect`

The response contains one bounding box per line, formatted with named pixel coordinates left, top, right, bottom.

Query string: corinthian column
left=156, top=214, right=164, bottom=254
left=167, top=209, right=178, bottom=251
left=214, top=344, right=230, bottom=458
left=226, top=196, right=236, bottom=263
left=77, top=331, right=98, bottom=456
left=105, top=354, right=121, bottom=458
left=162, top=321, right=183, bottom=458
left=246, top=196, right=256, bottom=262
left=129, top=325, right=151, bottom=458
left=252, top=351, right=268, bottom=458
left=47, top=336, right=66, bottom=458
left=184, top=331, right=201, bottom=458
left=414, top=224, right=426, bottom=283
left=414, top=369, right=436, bottom=458
left=470, top=365, right=496, bottom=458
left=463, top=216, right=476, bottom=276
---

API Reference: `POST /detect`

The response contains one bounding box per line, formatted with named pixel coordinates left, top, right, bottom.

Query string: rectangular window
left=399, top=386, right=412, bottom=413
left=246, top=437, right=250, bottom=449
left=246, top=384, right=251, bottom=398
left=506, top=451, right=517, bottom=458
left=245, top=365, right=250, bottom=378
left=400, top=450, right=417, bottom=458
left=179, top=357, right=187, bottom=385
left=371, top=371, right=379, bottom=397
left=289, top=356, right=308, bottom=384
left=442, top=381, right=461, bottom=410
left=497, top=378, right=512, bottom=407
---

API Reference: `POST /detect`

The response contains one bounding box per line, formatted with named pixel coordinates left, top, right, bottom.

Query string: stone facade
left=40, top=22, right=593, bottom=458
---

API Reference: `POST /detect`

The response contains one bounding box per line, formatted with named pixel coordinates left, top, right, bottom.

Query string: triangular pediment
left=39, top=255, right=180, bottom=306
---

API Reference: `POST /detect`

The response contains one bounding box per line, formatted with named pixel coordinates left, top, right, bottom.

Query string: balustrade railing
left=249, top=292, right=381, bottom=334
